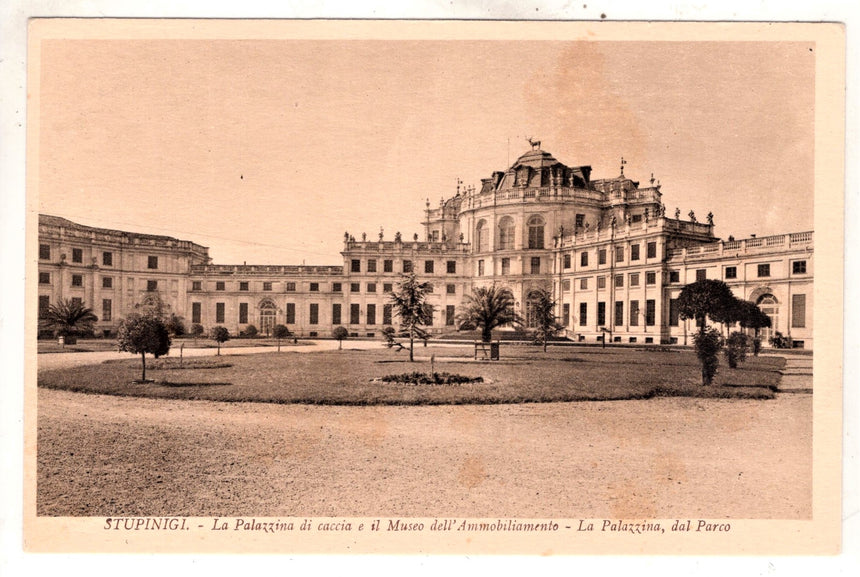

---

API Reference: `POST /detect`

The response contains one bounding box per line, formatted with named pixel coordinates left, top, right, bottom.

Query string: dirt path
left=37, top=388, right=812, bottom=519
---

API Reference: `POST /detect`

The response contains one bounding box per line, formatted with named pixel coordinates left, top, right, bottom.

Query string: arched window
left=498, top=217, right=515, bottom=250
left=527, top=215, right=545, bottom=249
left=475, top=220, right=489, bottom=253
left=259, top=299, right=278, bottom=336
left=757, top=294, right=779, bottom=342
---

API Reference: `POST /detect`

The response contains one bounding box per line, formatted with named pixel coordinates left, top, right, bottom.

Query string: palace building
left=36, top=143, right=814, bottom=348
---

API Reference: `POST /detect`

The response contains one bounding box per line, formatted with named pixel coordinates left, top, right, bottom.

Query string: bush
left=190, top=323, right=205, bottom=338
left=210, top=326, right=230, bottom=355
left=165, top=314, right=186, bottom=337
left=769, top=331, right=792, bottom=349
left=242, top=324, right=258, bottom=338
left=693, top=327, right=723, bottom=385
left=724, top=331, right=749, bottom=369
left=752, top=337, right=762, bottom=356
left=332, top=326, right=349, bottom=349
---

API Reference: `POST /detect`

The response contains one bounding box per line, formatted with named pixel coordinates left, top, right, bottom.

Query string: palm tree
left=456, top=285, right=522, bottom=343
left=41, top=298, right=98, bottom=343
left=528, top=288, right=563, bottom=352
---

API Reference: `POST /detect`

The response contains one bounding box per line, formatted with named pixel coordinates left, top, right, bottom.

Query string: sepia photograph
left=19, top=18, right=845, bottom=556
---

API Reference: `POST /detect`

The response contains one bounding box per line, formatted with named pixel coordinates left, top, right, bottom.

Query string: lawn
left=37, top=346, right=785, bottom=404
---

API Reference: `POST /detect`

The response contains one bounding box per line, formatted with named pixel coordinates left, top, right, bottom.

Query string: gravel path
left=37, top=387, right=812, bottom=519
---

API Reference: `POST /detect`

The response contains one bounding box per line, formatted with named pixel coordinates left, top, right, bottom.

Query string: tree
left=737, top=300, right=772, bottom=356
left=678, top=279, right=737, bottom=385
left=272, top=324, right=290, bottom=352
left=528, top=288, right=563, bottom=352
left=724, top=331, right=749, bottom=369
left=164, top=313, right=186, bottom=337
left=210, top=326, right=230, bottom=355
left=41, top=298, right=98, bottom=342
left=456, top=285, right=521, bottom=343
left=116, top=314, right=171, bottom=382
left=388, top=273, right=434, bottom=362
left=332, top=326, right=349, bottom=350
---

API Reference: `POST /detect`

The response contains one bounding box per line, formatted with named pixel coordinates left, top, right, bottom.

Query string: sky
left=36, top=36, right=815, bottom=265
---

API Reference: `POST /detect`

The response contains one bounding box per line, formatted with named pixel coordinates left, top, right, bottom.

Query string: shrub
left=693, top=327, right=723, bottom=385
left=752, top=337, right=762, bottom=356
left=769, top=331, right=792, bottom=349
left=210, top=326, right=230, bottom=355
left=242, top=324, right=258, bottom=338
left=272, top=324, right=290, bottom=351
left=190, top=323, right=205, bottom=338
left=165, top=313, right=186, bottom=337
left=332, top=326, right=349, bottom=349
left=724, top=331, right=749, bottom=369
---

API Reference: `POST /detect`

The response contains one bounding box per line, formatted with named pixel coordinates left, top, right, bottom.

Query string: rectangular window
left=580, top=277, right=588, bottom=290
left=614, top=275, right=624, bottom=288
left=792, top=260, right=807, bottom=274
left=646, top=271, right=656, bottom=285
left=102, top=276, right=113, bottom=288
left=147, top=255, right=158, bottom=269
left=239, top=281, right=249, bottom=291
left=581, top=251, right=589, bottom=267
left=39, top=244, right=50, bottom=260
left=367, top=304, right=376, bottom=325
left=446, top=284, right=456, bottom=295
left=384, top=260, right=393, bottom=273
left=615, top=246, right=624, bottom=263
left=383, top=283, right=393, bottom=293
left=383, top=304, right=393, bottom=325
left=447, top=260, right=456, bottom=274
left=239, top=303, right=248, bottom=324
left=426, top=283, right=434, bottom=293
left=350, top=303, right=360, bottom=325
left=630, top=300, right=640, bottom=326
left=646, top=299, right=656, bottom=326
left=72, top=248, right=83, bottom=263
left=39, top=272, right=50, bottom=284
left=192, top=280, right=201, bottom=291
left=631, top=214, right=642, bottom=224
left=758, top=264, right=771, bottom=277
left=367, top=283, right=376, bottom=293
left=71, top=297, right=82, bottom=307
left=669, top=270, right=680, bottom=283
left=478, top=260, right=485, bottom=276
left=530, top=257, right=541, bottom=275
left=629, top=273, right=640, bottom=287
left=103, top=251, right=113, bottom=266
left=402, top=260, right=413, bottom=273
left=309, top=303, right=319, bottom=325
left=216, top=281, right=226, bottom=291
left=191, top=302, right=201, bottom=324
left=631, top=244, right=640, bottom=261
left=216, top=303, right=225, bottom=323
left=425, top=260, right=434, bottom=274
left=562, top=303, right=570, bottom=327
left=597, top=302, right=606, bottom=326
left=725, top=266, right=737, bottom=279
left=331, top=282, right=341, bottom=292
left=446, top=305, right=455, bottom=326
left=286, top=303, right=296, bottom=324
left=598, top=249, right=607, bottom=265
left=423, top=304, right=434, bottom=326
left=562, top=279, right=571, bottom=292
left=501, top=258, right=510, bottom=276
left=597, top=276, right=606, bottom=290
left=575, top=213, right=585, bottom=228
left=792, top=294, right=806, bottom=328
left=647, top=242, right=657, bottom=259
left=351, top=259, right=361, bottom=273
left=102, top=299, right=112, bottom=322
left=147, top=280, right=157, bottom=291
left=563, top=253, right=571, bottom=269
left=528, top=225, right=544, bottom=249
left=38, top=295, right=50, bottom=317
left=669, top=299, right=680, bottom=326
left=367, top=259, right=377, bottom=273
left=696, top=269, right=707, bottom=282
left=332, top=303, right=341, bottom=325
left=309, top=282, right=319, bottom=292
left=71, top=274, right=83, bottom=287
left=614, top=301, right=624, bottom=327
left=285, top=282, right=296, bottom=292
left=263, top=281, right=273, bottom=291
left=351, top=282, right=360, bottom=292
left=579, top=302, right=587, bottom=326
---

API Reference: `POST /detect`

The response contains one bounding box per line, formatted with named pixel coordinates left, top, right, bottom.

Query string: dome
left=511, top=144, right=561, bottom=170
